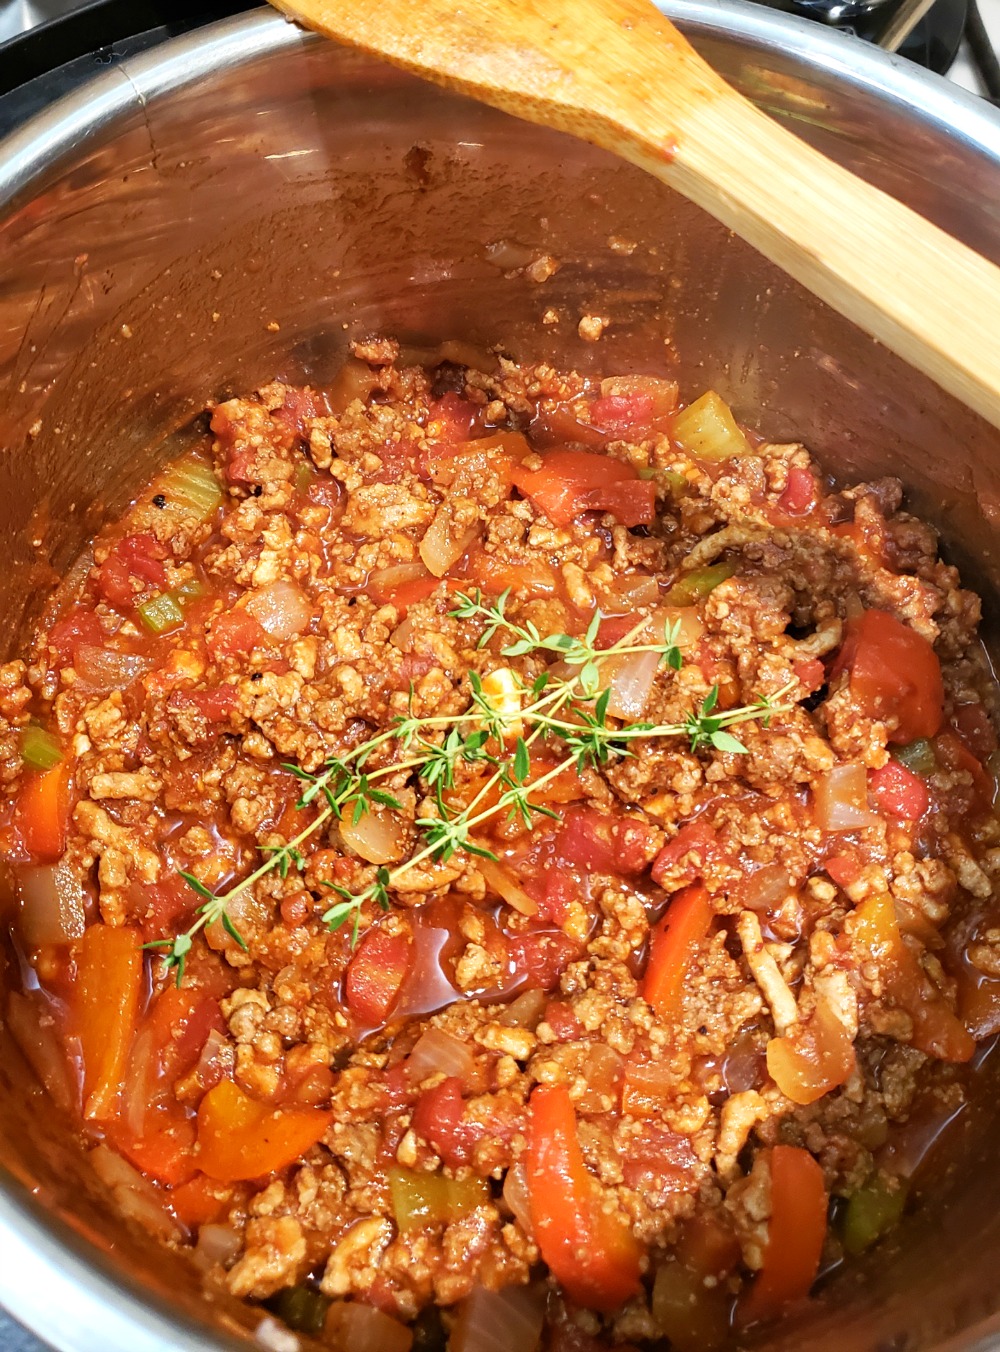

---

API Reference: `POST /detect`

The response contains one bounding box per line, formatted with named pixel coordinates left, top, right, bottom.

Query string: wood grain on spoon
left=270, top=0, right=1000, bottom=430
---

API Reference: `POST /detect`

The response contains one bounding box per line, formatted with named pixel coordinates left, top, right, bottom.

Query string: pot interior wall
left=2, top=10, right=1000, bottom=1349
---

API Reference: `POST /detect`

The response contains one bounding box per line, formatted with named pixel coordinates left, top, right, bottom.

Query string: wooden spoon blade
left=271, top=0, right=1000, bottom=432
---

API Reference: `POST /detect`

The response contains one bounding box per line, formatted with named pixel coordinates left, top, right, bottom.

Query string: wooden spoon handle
left=271, top=0, right=1000, bottom=430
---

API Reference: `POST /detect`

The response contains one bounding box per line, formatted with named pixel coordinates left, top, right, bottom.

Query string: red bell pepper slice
left=643, top=884, right=714, bottom=1019
left=740, top=1145, right=827, bottom=1324
left=513, top=449, right=656, bottom=528
left=526, top=1083, right=642, bottom=1311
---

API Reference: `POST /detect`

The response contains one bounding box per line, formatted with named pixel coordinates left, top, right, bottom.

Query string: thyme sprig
left=154, top=588, right=794, bottom=983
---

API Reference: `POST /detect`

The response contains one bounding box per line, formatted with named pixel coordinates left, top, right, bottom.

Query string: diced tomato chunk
left=209, top=610, right=266, bottom=657
left=777, top=466, right=817, bottom=515
left=525, top=869, right=577, bottom=925
left=507, top=930, right=581, bottom=990
left=95, top=534, right=169, bottom=609
left=589, top=393, right=654, bottom=435
left=869, top=761, right=929, bottom=821
left=48, top=607, right=104, bottom=663
left=410, top=1076, right=473, bottom=1167
left=620, top=1123, right=698, bottom=1192
left=556, top=808, right=618, bottom=874
left=831, top=610, right=943, bottom=743
left=512, top=449, right=656, bottom=528
left=651, top=820, right=718, bottom=888
left=793, top=658, right=826, bottom=693
left=544, top=999, right=584, bottom=1041
left=189, top=685, right=239, bottom=722
left=345, top=927, right=413, bottom=1025
left=425, top=391, right=481, bottom=442
left=824, top=852, right=861, bottom=888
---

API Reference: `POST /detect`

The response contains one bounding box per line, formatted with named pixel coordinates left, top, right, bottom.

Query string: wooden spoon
left=269, top=0, right=1000, bottom=430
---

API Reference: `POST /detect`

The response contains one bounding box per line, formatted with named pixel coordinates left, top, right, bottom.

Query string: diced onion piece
left=604, top=648, right=660, bottom=720
left=672, top=391, right=752, bottom=461
left=404, top=1027, right=475, bottom=1086
left=75, top=644, right=155, bottom=692
left=449, top=1283, right=546, bottom=1352
left=477, top=856, right=538, bottom=917
left=137, top=591, right=184, bottom=635
left=498, top=988, right=547, bottom=1029
left=502, top=1161, right=534, bottom=1235
left=156, top=453, right=223, bottom=521
left=327, top=358, right=382, bottom=415
left=651, top=606, right=705, bottom=650
left=741, top=864, right=792, bottom=913
left=419, top=509, right=480, bottom=578
left=390, top=617, right=416, bottom=650
left=814, top=764, right=876, bottom=831
left=606, top=573, right=660, bottom=608
left=255, top=1316, right=300, bottom=1352
left=21, top=724, right=62, bottom=771
left=90, top=1143, right=181, bottom=1240
left=324, top=1301, right=413, bottom=1352
left=369, top=560, right=431, bottom=600
left=338, top=807, right=406, bottom=865
left=622, top=1058, right=676, bottom=1118
left=124, top=1022, right=155, bottom=1135
left=16, top=861, right=87, bottom=946
left=245, top=581, right=313, bottom=641
left=194, top=1223, right=242, bottom=1268
left=577, top=1043, right=625, bottom=1113
left=479, top=667, right=523, bottom=738
left=6, top=991, right=75, bottom=1113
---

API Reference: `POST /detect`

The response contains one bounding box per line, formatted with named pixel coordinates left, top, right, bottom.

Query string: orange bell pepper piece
left=766, top=999, right=856, bottom=1106
left=740, top=1145, right=827, bottom=1324
left=525, top=1083, right=642, bottom=1312
left=168, top=1173, right=231, bottom=1227
left=16, top=763, right=70, bottom=861
left=196, top=1079, right=332, bottom=1182
left=850, top=891, right=974, bottom=1062
left=75, top=924, right=142, bottom=1121
left=643, top=884, right=714, bottom=1019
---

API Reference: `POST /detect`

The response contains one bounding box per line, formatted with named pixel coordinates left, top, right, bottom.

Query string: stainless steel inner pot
left=2, top=6, right=1000, bottom=1350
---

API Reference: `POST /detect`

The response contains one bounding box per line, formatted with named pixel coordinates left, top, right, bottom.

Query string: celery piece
left=172, top=577, right=205, bottom=609
left=673, top=391, right=752, bottom=462
left=157, top=454, right=223, bottom=521
left=294, top=462, right=315, bottom=494
left=389, top=1166, right=489, bottom=1233
left=137, top=591, right=184, bottom=635
left=21, top=723, right=62, bottom=771
left=841, top=1176, right=907, bottom=1256
left=894, top=738, right=937, bottom=776
left=638, top=466, right=689, bottom=494
left=664, top=561, right=737, bottom=607
left=268, top=1285, right=329, bottom=1336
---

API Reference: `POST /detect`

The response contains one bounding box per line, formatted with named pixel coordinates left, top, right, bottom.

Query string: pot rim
left=1, top=4, right=1000, bottom=1350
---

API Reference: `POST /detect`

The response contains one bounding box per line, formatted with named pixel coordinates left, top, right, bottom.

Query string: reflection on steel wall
left=0, top=0, right=83, bottom=44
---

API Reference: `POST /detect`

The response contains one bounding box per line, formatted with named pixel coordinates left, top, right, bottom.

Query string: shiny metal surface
left=3, top=6, right=1000, bottom=1350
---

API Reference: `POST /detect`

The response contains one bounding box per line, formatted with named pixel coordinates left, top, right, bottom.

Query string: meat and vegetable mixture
left=3, top=340, right=1000, bottom=1351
